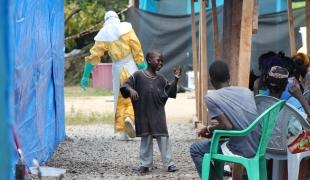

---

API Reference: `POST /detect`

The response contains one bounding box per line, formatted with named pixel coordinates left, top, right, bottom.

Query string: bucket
left=186, top=71, right=195, bottom=90
left=299, top=27, right=307, bottom=47
left=92, top=63, right=113, bottom=90
left=298, top=26, right=307, bottom=54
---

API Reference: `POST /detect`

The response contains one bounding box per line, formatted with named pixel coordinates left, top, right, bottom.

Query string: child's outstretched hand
left=174, top=66, right=182, bottom=78
left=129, top=89, right=139, bottom=101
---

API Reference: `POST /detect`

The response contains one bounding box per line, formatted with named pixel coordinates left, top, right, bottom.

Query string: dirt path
left=65, top=92, right=196, bottom=123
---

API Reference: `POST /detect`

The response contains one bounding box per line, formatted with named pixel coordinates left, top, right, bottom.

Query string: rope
left=65, top=7, right=130, bottom=42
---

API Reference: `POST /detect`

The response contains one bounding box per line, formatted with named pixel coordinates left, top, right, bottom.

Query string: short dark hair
left=278, top=51, right=294, bottom=76
left=145, top=50, right=162, bottom=64
left=258, top=51, right=277, bottom=72
left=209, top=61, right=230, bottom=83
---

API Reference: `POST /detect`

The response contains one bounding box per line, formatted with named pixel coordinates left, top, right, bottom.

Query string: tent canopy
left=127, top=6, right=306, bottom=86
left=139, top=0, right=287, bottom=16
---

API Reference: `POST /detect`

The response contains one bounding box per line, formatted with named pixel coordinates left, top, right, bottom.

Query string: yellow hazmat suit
left=85, top=11, right=144, bottom=133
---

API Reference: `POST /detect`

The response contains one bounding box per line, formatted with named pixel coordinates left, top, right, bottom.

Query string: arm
left=120, top=75, right=139, bottom=100
left=165, top=67, right=182, bottom=98
left=198, top=113, right=233, bottom=138
left=80, top=42, right=107, bottom=90
left=253, top=78, right=261, bottom=96
left=208, top=113, right=233, bottom=131
left=289, top=85, right=310, bottom=123
left=165, top=77, right=179, bottom=98
left=80, top=62, right=94, bottom=90
left=198, top=95, right=233, bottom=138
left=124, top=30, right=145, bottom=69
left=85, top=42, right=108, bottom=65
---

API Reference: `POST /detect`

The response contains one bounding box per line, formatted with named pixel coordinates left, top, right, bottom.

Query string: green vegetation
left=65, top=86, right=113, bottom=97
left=64, top=0, right=128, bottom=85
left=65, top=0, right=128, bottom=51
left=292, top=1, right=306, bottom=9
left=66, top=106, right=114, bottom=125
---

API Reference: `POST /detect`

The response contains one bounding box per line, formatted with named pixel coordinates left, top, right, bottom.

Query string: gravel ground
left=47, top=123, right=201, bottom=180
left=44, top=92, right=202, bottom=179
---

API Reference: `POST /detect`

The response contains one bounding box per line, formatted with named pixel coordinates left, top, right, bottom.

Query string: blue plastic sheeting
left=139, top=0, right=206, bottom=15
left=139, top=0, right=286, bottom=16
left=13, top=0, right=65, bottom=171
left=260, top=0, right=287, bottom=15
left=0, top=1, right=14, bottom=179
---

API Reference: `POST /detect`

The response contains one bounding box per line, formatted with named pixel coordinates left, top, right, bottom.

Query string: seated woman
left=253, top=51, right=294, bottom=97
left=264, top=65, right=310, bottom=180
left=264, top=66, right=310, bottom=140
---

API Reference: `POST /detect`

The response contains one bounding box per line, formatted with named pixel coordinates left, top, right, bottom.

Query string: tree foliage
left=64, top=0, right=128, bottom=85
left=64, top=0, right=128, bottom=51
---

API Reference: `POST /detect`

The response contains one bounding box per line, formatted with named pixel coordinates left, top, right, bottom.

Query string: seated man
left=190, top=61, right=260, bottom=179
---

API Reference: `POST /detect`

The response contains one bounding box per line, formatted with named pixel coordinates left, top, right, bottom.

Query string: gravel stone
left=47, top=123, right=201, bottom=180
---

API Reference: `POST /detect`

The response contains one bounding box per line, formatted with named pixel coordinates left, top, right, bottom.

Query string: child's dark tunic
left=120, top=71, right=177, bottom=137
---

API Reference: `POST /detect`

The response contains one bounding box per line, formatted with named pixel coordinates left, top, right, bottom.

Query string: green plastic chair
left=201, top=100, right=286, bottom=180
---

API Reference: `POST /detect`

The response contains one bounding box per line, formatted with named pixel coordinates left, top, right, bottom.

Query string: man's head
left=266, top=66, right=289, bottom=93
left=209, top=61, right=230, bottom=89
left=146, top=50, right=163, bottom=71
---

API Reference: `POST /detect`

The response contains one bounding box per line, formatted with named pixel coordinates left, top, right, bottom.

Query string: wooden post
left=252, top=0, right=258, bottom=33
left=222, top=0, right=233, bottom=66
left=287, top=0, right=296, bottom=56
left=211, top=0, right=221, bottom=60
left=198, top=1, right=202, bottom=123
left=230, top=1, right=245, bottom=177
left=198, top=0, right=202, bottom=124
left=133, top=0, right=139, bottom=8
left=230, top=0, right=242, bottom=86
left=199, top=0, right=208, bottom=125
left=306, top=0, right=310, bottom=54
left=237, top=0, right=254, bottom=87
left=228, top=1, right=255, bottom=179
left=191, top=0, right=199, bottom=120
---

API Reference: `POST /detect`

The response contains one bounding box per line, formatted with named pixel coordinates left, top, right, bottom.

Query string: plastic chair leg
left=202, top=154, right=212, bottom=180
left=287, top=153, right=301, bottom=180
left=259, top=158, right=268, bottom=180
left=245, top=162, right=260, bottom=180
left=214, top=161, right=224, bottom=180
left=272, top=160, right=284, bottom=180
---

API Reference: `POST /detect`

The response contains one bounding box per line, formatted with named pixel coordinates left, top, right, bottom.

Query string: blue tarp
left=0, top=0, right=14, bottom=179
left=12, top=0, right=65, bottom=176
left=139, top=0, right=286, bottom=15
left=127, top=6, right=305, bottom=86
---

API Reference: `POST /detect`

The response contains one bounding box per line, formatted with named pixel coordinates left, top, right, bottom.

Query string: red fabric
left=13, top=129, right=21, bottom=150
left=288, top=130, right=310, bottom=154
